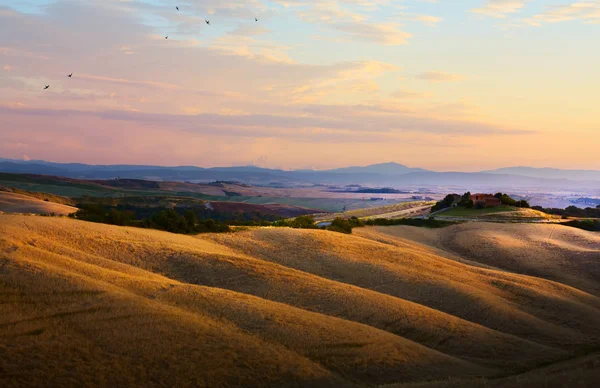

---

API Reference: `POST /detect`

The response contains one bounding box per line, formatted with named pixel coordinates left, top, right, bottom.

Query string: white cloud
left=416, top=72, right=464, bottom=82
left=524, top=1, right=600, bottom=26
left=471, top=0, right=530, bottom=18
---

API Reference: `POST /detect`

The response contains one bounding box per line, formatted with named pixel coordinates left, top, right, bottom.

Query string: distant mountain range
left=1, top=158, right=599, bottom=190
left=481, top=167, right=600, bottom=182
left=324, top=162, right=429, bottom=175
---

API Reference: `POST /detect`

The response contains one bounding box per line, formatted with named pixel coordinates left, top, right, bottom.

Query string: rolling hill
left=0, top=191, right=77, bottom=215
left=1, top=215, right=599, bottom=386
left=357, top=223, right=600, bottom=297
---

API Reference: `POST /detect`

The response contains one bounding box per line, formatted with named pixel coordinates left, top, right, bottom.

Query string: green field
left=0, top=174, right=408, bottom=212
left=437, top=205, right=521, bottom=217
left=0, top=179, right=362, bottom=212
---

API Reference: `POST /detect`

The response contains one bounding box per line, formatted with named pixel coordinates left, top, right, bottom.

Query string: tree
left=458, top=192, right=472, bottom=206
left=290, top=215, right=317, bottom=229
left=327, top=217, right=352, bottom=234
left=431, top=194, right=458, bottom=213
left=184, top=210, right=198, bottom=227
left=499, top=194, right=517, bottom=206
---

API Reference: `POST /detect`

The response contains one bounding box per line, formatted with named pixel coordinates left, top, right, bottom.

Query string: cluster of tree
left=531, top=205, right=600, bottom=219
left=431, top=192, right=472, bottom=212
left=493, top=193, right=530, bottom=208
left=70, top=204, right=137, bottom=226
left=70, top=205, right=230, bottom=234
left=563, top=219, right=600, bottom=232
left=325, top=217, right=359, bottom=234
left=363, top=218, right=458, bottom=228
left=144, top=209, right=230, bottom=234
left=431, top=192, right=530, bottom=213
left=272, top=215, right=318, bottom=229
left=77, top=199, right=287, bottom=223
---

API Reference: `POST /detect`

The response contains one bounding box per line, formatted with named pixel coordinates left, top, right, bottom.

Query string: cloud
left=471, top=1, right=530, bottom=18
left=0, top=1, right=553, bottom=169
left=289, top=1, right=413, bottom=45
left=416, top=72, right=464, bottom=82
left=524, top=2, right=600, bottom=26
left=331, top=22, right=412, bottom=45
left=390, top=89, right=431, bottom=99
left=394, top=13, right=443, bottom=26
left=0, top=105, right=535, bottom=138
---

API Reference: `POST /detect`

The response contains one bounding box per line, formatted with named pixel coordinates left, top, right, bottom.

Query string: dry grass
left=0, top=191, right=77, bottom=215
left=360, top=223, right=600, bottom=297
left=0, top=186, right=76, bottom=206
left=1, top=215, right=600, bottom=387
left=436, top=206, right=556, bottom=220
left=385, top=352, right=600, bottom=388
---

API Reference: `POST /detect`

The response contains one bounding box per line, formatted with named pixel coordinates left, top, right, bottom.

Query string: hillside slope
left=357, top=223, right=600, bottom=297
left=1, top=216, right=599, bottom=387
left=0, top=192, right=77, bottom=215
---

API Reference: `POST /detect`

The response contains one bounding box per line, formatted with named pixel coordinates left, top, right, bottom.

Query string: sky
left=0, top=0, right=599, bottom=171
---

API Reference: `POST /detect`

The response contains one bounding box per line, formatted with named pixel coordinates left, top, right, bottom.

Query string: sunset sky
left=1, top=0, right=599, bottom=171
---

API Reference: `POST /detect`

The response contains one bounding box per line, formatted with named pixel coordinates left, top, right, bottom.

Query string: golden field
left=1, top=215, right=599, bottom=387
left=0, top=191, right=77, bottom=216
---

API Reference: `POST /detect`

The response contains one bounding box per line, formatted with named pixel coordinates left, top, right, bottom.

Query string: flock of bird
left=44, top=5, right=258, bottom=89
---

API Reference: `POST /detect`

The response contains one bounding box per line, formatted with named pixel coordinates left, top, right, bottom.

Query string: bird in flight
left=165, top=35, right=169, bottom=39
left=44, top=85, right=50, bottom=90
left=67, top=72, right=73, bottom=78
left=255, top=17, right=258, bottom=22
left=176, top=6, right=179, bottom=11
left=205, top=19, right=210, bottom=25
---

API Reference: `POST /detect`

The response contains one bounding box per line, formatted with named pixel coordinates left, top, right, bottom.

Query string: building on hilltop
left=470, top=193, right=501, bottom=208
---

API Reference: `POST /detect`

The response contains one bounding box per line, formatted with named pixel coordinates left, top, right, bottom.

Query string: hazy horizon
left=1, top=1, right=599, bottom=171
left=4, top=155, right=600, bottom=175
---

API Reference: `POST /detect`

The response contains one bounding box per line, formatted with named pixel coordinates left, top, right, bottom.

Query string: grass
left=435, top=206, right=557, bottom=221
left=2, top=215, right=600, bottom=386
left=313, top=201, right=435, bottom=221
left=0, top=174, right=404, bottom=212
left=363, top=222, right=600, bottom=297
left=437, top=206, right=521, bottom=217
left=0, top=186, right=76, bottom=206
left=0, top=191, right=78, bottom=215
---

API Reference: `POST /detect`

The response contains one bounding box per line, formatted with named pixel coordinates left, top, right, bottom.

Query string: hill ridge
left=2, top=215, right=600, bottom=386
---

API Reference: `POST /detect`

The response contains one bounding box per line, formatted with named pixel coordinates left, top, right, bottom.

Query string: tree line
left=531, top=205, right=600, bottom=219
left=70, top=205, right=230, bottom=234
left=431, top=192, right=530, bottom=213
left=69, top=204, right=457, bottom=236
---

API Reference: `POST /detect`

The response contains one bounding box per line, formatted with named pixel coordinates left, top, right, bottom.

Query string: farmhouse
left=470, top=193, right=501, bottom=208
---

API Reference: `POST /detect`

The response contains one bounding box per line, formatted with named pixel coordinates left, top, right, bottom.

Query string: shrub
left=327, top=218, right=353, bottom=234
left=431, top=194, right=459, bottom=213
left=563, top=219, right=600, bottom=232
left=363, top=218, right=457, bottom=228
